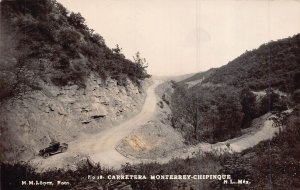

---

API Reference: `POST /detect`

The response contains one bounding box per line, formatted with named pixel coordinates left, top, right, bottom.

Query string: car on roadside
left=39, top=141, right=68, bottom=158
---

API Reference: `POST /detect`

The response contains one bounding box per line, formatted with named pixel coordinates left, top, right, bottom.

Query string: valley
left=1, top=1, right=299, bottom=189
left=29, top=77, right=294, bottom=175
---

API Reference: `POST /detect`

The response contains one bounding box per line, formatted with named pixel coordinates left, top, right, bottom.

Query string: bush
left=293, top=89, right=300, bottom=103
left=53, top=55, right=70, bottom=70
left=202, top=34, right=300, bottom=93
left=240, top=88, right=257, bottom=128
left=68, top=12, right=87, bottom=31
left=170, top=84, right=243, bottom=144
left=1, top=0, right=150, bottom=101
left=0, top=76, right=14, bottom=100
left=58, top=28, right=81, bottom=48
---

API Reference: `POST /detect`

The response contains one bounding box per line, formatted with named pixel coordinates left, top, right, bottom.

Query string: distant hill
left=169, top=34, right=300, bottom=144
left=181, top=34, right=300, bottom=92
left=0, top=0, right=150, bottom=100
left=179, top=68, right=216, bottom=88
left=202, top=34, right=300, bottom=92
left=180, top=68, right=216, bottom=84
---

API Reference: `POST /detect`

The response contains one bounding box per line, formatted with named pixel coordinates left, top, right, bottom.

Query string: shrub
left=68, top=12, right=87, bottom=31
left=170, top=84, right=243, bottom=144
left=1, top=0, right=150, bottom=101
left=293, top=89, right=300, bottom=103
left=58, top=28, right=81, bottom=48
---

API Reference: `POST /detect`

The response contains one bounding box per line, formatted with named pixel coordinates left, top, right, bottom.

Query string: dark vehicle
left=39, top=141, right=68, bottom=158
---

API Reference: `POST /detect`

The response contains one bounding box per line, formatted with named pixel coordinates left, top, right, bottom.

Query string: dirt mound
left=116, top=121, right=185, bottom=160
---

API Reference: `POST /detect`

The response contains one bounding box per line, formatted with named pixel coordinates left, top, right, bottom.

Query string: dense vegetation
left=169, top=34, right=300, bottom=144
left=171, top=83, right=243, bottom=143
left=2, top=106, right=299, bottom=190
left=219, top=106, right=300, bottom=189
left=0, top=0, right=150, bottom=100
left=131, top=107, right=300, bottom=189
left=203, top=34, right=300, bottom=93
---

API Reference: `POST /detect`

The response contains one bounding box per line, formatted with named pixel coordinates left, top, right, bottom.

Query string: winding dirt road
left=31, top=79, right=285, bottom=171
left=86, top=79, right=162, bottom=167
left=31, top=79, right=163, bottom=171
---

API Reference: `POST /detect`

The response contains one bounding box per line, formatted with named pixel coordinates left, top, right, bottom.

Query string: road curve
left=30, top=79, right=285, bottom=171
left=87, top=79, right=162, bottom=168
left=31, top=79, right=163, bottom=170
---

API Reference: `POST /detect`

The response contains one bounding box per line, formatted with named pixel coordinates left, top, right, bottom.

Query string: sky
left=58, top=0, right=300, bottom=76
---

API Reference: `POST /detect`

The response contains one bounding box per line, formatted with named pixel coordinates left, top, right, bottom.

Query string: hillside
left=177, top=68, right=216, bottom=88
left=2, top=107, right=299, bottom=189
left=1, top=1, right=299, bottom=189
left=180, top=68, right=216, bottom=83
left=203, top=34, right=300, bottom=92
left=170, top=34, right=300, bottom=144
left=184, top=34, right=300, bottom=92
left=0, top=0, right=150, bottom=162
left=0, top=0, right=150, bottom=100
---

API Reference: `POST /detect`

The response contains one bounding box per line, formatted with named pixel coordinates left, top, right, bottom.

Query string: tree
left=58, top=28, right=80, bottom=46
left=133, top=52, right=148, bottom=69
left=90, top=33, right=105, bottom=46
left=112, top=44, right=122, bottom=54
left=240, top=88, right=257, bottom=128
left=68, top=12, right=87, bottom=30
left=53, top=1, right=68, bottom=16
left=112, top=44, right=125, bottom=59
left=294, top=73, right=300, bottom=90
left=133, top=52, right=150, bottom=79
left=170, top=84, right=243, bottom=144
left=293, top=89, right=300, bottom=103
left=1, top=0, right=53, bottom=17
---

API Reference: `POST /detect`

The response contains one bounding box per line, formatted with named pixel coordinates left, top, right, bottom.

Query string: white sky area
left=58, top=0, right=300, bottom=76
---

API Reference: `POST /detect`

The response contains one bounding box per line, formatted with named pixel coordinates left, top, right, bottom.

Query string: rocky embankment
left=0, top=74, right=150, bottom=162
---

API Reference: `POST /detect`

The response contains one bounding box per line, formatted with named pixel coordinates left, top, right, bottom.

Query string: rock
left=101, top=101, right=109, bottom=106
left=43, top=85, right=61, bottom=97
left=91, top=115, right=105, bottom=119
left=0, top=73, right=147, bottom=163
left=81, top=120, right=91, bottom=124
left=58, top=95, right=76, bottom=104
left=49, top=103, right=68, bottom=115
left=81, top=107, right=92, bottom=113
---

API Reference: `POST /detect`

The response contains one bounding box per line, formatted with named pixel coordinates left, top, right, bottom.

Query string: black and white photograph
left=0, top=0, right=300, bottom=189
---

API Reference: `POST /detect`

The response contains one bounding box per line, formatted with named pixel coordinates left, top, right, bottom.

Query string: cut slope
left=0, top=0, right=151, bottom=162
left=29, top=80, right=162, bottom=171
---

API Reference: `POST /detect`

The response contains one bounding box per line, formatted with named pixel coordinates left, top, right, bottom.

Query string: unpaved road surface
left=30, top=79, right=285, bottom=171
left=30, top=79, right=163, bottom=171
left=151, top=113, right=282, bottom=164
left=117, top=112, right=283, bottom=166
